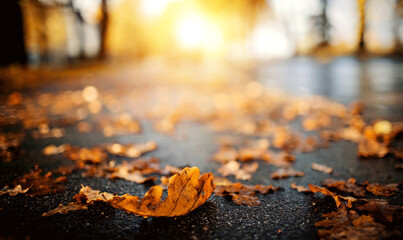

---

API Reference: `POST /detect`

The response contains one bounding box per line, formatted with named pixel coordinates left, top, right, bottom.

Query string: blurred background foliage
left=1, top=0, right=403, bottom=67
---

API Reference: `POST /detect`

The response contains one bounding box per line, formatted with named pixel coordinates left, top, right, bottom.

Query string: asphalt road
left=0, top=57, right=402, bottom=239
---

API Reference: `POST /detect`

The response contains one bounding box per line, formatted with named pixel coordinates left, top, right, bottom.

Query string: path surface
left=0, top=57, right=402, bottom=239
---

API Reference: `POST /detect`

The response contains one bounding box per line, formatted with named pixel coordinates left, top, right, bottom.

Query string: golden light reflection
left=174, top=13, right=223, bottom=54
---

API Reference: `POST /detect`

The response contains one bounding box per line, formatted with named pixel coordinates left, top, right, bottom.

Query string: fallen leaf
left=42, top=186, right=114, bottom=217
left=355, top=199, right=402, bottom=223
left=300, top=136, right=321, bottom=153
left=213, top=177, right=233, bottom=187
left=234, top=162, right=259, bottom=180
left=110, top=163, right=156, bottom=183
left=364, top=183, right=399, bottom=197
left=100, top=115, right=141, bottom=137
left=308, top=184, right=356, bottom=208
left=218, top=161, right=259, bottom=180
left=16, top=166, right=67, bottom=196
left=73, top=185, right=115, bottom=203
left=261, top=151, right=295, bottom=167
left=321, top=178, right=365, bottom=197
left=42, top=203, right=88, bottom=217
left=315, top=207, right=389, bottom=240
left=311, top=163, right=333, bottom=174
left=64, top=146, right=106, bottom=164
left=107, top=141, right=157, bottom=158
left=213, top=147, right=238, bottom=163
left=218, top=160, right=240, bottom=177
left=290, top=182, right=310, bottom=192
left=109, top=167, right=213, bottom=217
left=314, top=200, right=403, bottom=240
left=83, top=158, right=161, bottom=184
left=271, top=168, right=304, bottom=179
left=214, top=182, right=279, bottom=206
left=0, top=185, right=29, bottom=197
left=358, top=126, right=388, bottom=158
left=43, top=144, right=66, bottom=155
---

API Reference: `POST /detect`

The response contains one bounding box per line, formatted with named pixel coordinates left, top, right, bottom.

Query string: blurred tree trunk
left=0, top=1, right=27, bottom=66
left=357, top=0, right=366, bottom=49
left=98, top=0, right=108, bottom=59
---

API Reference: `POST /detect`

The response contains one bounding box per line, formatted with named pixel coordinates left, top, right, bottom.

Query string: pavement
left=0, top=57, right=402, bottom=239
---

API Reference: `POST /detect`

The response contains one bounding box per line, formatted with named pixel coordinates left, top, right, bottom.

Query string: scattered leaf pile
left=291, top=180, right=403, bottom=239
left=43, top=167, right=214, bottom=217
left=0, top=71, right=402, bottom=240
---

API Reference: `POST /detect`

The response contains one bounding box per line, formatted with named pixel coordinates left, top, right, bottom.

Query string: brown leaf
left=315, top=207, right=389, bottom=240
left=42, top=186, right=115, bottom=217
left=110, top=163, right=156, bottom=183
left=237, top=139, right=270, bottom=162
left=213, top=177, right=233, bottom=187
left=16, top=166, right=67, bottom=196
left=364, top=183, right=399, bottom=197
left=64, top=146, right=106, bottom=164
left=261, top=151, right=295, bottom=167
left=271, top=168, right=304, bottom=179
left=218, top=160, right=240, bottom=177
left=358, top=126, right=388, bottom=158
left=42, top=203, right=88, bottom=217
left=311, top=163, right=333, bottom=174
left=213, top=147, right=238, bottom=163
left=308, top=184, right=356, bottom=208
left=83, top=158, right=161, bottom=184
left=73, top=185, right=115, bottom=203
left=107, top=141, right=157, bottom=158
left=314, top=200, right=403, bottom=240
left=0, top=132, right=24, bottom=162
left=290, top=182, right=310, bottom=192
left=355, top=199, right=403, bottom=223
left=300, top=136, right=321, bottom=153
left=218, top=161, right=259, bottom=180
left=321, top=178, right=365, bottom=197
left=231, top=194, right=260, bottom=206
left=234, top=162, right=259, bottom=180
left=101, top=115, right=141, bottom=137
left=43, top=144, right=66, bottom=155
left=272, top=126, right=300, bottom=151
left=109, top=167, right=213, bottom=217
left=214, top=182, right=279, bottom=206
left=0, top=185, right=29, bottom=197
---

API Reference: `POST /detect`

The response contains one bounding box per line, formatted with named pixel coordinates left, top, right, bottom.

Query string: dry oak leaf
left=355, top=199, right=403, bottom=223
left=321, top=178, right=365, bottom=197
left=364, top=182, right=399, bottom=197
left=109, top=167, right=214, bottom=217
left=271, top=168, right=304, bottom=179
left=308, top=184, right=356, bottom=208
left=0, top=185, right=29, bottom=197
left=312, top=163, right=333, bottom=174
left=42, top=203, right=88, bottom=217
left=214, top=182, right=279, bottom=206
left=107, top=141, right=157, bottom=158
left=42, top=186, right=114, bottom=217
left=315, top=207, right=391, bottom=240
left=261, top=151, right=295, bottom=168
left=290, top=182, right=310, bottom=192
left=357, top=126, right=388, bottom=158
left=17, top=167, right=67, bottom=196
left=64, top=145, right=106, bottom=164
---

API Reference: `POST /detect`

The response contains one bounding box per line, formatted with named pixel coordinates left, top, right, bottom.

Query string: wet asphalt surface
left=0, top=57, right=402, bottom=239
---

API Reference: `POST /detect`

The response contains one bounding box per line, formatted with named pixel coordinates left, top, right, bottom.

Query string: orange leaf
left=109, top=167, right=213, bottom=217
